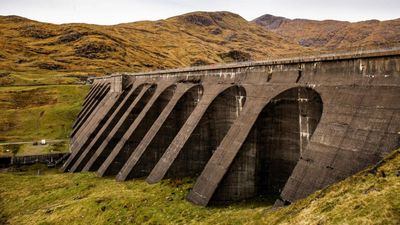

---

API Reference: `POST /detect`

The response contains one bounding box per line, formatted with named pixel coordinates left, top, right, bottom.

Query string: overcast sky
left=0, top=0, right=399, bottom=25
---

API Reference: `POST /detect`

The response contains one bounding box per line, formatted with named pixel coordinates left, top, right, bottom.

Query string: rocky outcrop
left=75, top=42, right=116, bottom=59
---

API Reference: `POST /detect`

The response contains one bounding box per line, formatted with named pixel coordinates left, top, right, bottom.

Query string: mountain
left=254, top=14, right=400, bottom=49
left=0, top=12, right=306, bottom=76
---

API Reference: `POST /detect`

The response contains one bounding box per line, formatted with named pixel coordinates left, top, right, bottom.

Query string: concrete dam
left=62, top=49, right=400, bottom=207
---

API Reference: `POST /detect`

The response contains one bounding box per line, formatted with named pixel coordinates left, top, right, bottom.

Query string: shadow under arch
left=165, top=85, right=247, bottom=178
left=100, top=84, right=178, bottom=176
left=211, top=86, right=323, bottom=205
left=86, top=83, right=157, bottom=172
left=63, top=84, right=118, bottom=172
left=123, top=84, right=205, bottom=179
left=68, top=84, right=136, bottom=172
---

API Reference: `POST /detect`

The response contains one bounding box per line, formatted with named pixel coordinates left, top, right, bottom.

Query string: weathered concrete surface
left=82, top=84, right=154, bottom=172
left=76, top=82, right=99, bottom=118
left=96, top=82, right=175, bottom=177
left=71, top=84, right=110, bottom=135
left=145, top=84, right=237, bottom=183
left=116, top=84, right=201, bottom=181
left=64, top=48, right=400, bottom=207
left=69, top=85, right=133, bottom=172
left=62, top=91, right=115, bottom=172
left=77, top=84, right=146, bottom=172
left=72, top=81, right=101, bottom=127
left=187, top=86, right=323, bottom=206
left=69, top=85, right=137, bottom=172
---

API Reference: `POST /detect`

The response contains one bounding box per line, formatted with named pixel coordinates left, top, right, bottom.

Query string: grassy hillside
left=260, top=149, right=400, bottom=225
left=0, top=85, right=88, bottom=142
left=0, top=11, right=306, bottom=81
left=254, top=14, right=400, bottom=49
left=0, top=149, right=399, bottom=225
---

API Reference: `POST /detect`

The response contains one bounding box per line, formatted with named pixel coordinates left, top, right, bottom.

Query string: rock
left=253, top=14, right=288, bottom=30
left=37, top=62, right=66, bottom=70
left=0, top=72, right=10, bottom=78
left=209, top=28, right=222, bottom=35
left=184, top=15, right=214, bottom=26
left=75, top=42, right=116, bottom=59
left=58, top=31, right=84, bottom=43
left=191, top=59, right=210, bottom=67
left=15, top=59, right=29, bottom=64
left=219, top=50, right=251, bottom=62
left=20, top=25, right=55, bottom=39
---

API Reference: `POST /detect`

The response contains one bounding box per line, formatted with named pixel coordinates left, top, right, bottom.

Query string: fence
left=0, top=153, right=70, bottom=168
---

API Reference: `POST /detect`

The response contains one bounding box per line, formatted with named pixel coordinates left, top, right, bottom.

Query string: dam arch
left=99, top=84, right=178, bottom=176
left=211, top=86, right=323, bottom=204
left=67, top=84, right=134, bottom=172
left=87, top=83, right=157, bottom=172
left=120, top=84, right=204, bottom=180
left=165, top=85, right=247, bottom=178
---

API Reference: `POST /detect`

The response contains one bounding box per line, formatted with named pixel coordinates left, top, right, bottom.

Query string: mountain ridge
left=253, top=14, right=400, bottom=48
left=0, top=11, right=306, bottom=79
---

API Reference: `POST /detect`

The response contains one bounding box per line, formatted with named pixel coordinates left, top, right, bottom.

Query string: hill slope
left=254, top=14, right=400, bottom=49
left=0, top=85, right=88, bottom=142
left=0, top=149, right=399, bottom=224
left=0, top=11, right=305, bottom=77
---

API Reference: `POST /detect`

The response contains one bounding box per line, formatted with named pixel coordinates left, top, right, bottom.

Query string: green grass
left=257, top=149, right=400, bottom=225
left=0, top=150, right=399, bottom=225
left=0, top=85, right=89, bottom=142
left=0, top=70, right=87, bottom=86
left=0, top=170, right=271, bottom=225
left=0, top=142, right=69, bottom=157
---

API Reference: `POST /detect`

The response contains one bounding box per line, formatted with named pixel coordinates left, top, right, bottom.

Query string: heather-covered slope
left=254, top=14, right=400, bottom=49
left=0, top=11, right=304, bottom=77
